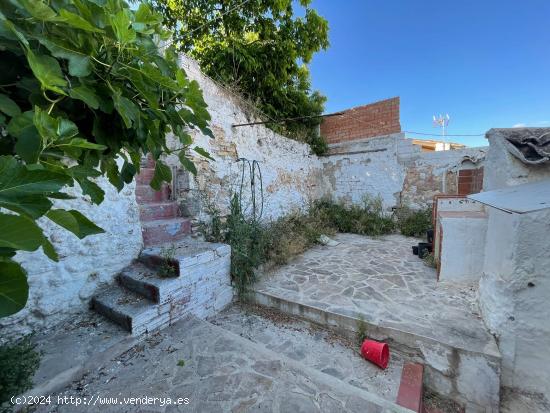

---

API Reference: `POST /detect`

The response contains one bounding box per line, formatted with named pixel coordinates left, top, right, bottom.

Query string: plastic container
left=361, top=339, right=390, bottom=369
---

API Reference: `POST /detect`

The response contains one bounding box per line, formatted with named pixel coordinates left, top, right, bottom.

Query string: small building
left=411, top=138, right=466, bottom=152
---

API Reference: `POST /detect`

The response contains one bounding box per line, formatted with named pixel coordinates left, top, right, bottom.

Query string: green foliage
left=0, top=336, right=40, bottom=404
left=158, top=244, right=178, bottom=278
left=150, top=0, right=329, bottom=149
left=308, top=133, right=329, bottom=156
left=356, top=315, right=368, bottom=346
left=423, top=252, right=437, bottom=268
left=223, top=194, right=268, bottom=296
left=202, top=195, right=396, bottom=296
left=315, top=196, right=395, bottom=236
left=262, top=207, right=335, bottom=266
left=0, top=0, right=213, bottom=317
left=395, top=206, right=433, bottom=237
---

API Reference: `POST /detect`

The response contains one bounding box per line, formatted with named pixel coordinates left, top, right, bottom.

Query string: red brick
left=320, top=97, right=401, bottom=144
left=397, top=363, right=424, bottom=412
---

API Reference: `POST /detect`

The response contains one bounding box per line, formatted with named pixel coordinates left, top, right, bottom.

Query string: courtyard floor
left=254, top=233, right=496, bottom=355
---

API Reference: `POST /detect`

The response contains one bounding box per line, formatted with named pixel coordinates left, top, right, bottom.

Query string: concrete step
left=251, top=289, right=498, bottom=412
left=140, top=155, right=155, bottom=168
left=136, top=183, right=171, bottom=203
left=139, top=201, right=179, bottom=221
left=210, top=304, right=410, bottom=406
left=141, top=217, right=191, bottom=246
left=250, top=234, right=501, bottom=412
left=34, top=315, right=413, bottom=413
left=90, top=286, right=164, bottom=336
left=92, top=240, right=233, bottom=336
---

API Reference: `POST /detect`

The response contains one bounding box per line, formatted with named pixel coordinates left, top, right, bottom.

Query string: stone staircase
left=91, top=240, right=233, bottom=335
left=92, top=158, right=233, bottom=335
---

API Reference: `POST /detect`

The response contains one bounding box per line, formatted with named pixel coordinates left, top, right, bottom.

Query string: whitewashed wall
left=0, top=174, right=142, bottom=341
left=166, top=55, right=331, bottom=222
left=321, top=134, right=406, bottom=209
left=322, top=133, right=487, bottom=210
left=479, top=128, right=550, bottom=396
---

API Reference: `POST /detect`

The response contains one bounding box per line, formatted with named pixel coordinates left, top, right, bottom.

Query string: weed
left=314, top=195, right=395, bottom=236
left=202, top=194, right=396, bottom=297
left=0, top=336, right=40, bottom=405
left=177, top=359, right=185, bottom=367
left=356, top=316, right=368, bottom=346
left=395, top=205, right=433, bottom=237
left=158, top=244, right=178, bottom=278
left=423, top=252, right=437, bottom=268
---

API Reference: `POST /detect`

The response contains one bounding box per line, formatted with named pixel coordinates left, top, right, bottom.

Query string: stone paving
left=210, top=304, right=405, bottom=403
left=34, top=316, right=409, bottom=413
left=254, top=233, right=494, bottom=354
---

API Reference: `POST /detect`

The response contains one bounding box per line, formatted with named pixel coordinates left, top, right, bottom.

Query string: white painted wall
left=321, top=134, right=487, bottom=210
left=0, top=174, right=143, bottom=341
left=478, top=128, right=550, bottom=396
left=167, top=55, right=330, bottom=222
left=484, top=129, right=550, bottom=190
left=322, top=134, right=406, bottom=209
left=438, top=212, right=487, bottom=283
left=479, top=207, right=550, bottom=394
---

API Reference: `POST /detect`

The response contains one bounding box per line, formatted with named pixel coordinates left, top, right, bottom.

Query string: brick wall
left=320, top=97, right=401, bottom=144
left=458, top=167, right=484, bottom=195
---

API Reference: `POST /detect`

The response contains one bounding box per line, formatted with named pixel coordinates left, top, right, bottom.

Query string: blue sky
left=307, top=0, right=550, bottom=147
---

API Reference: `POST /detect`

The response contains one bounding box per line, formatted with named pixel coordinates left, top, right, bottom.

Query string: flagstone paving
left=210, top=304, right=406, bottom=403
left=34, top=316, right=409, bottom=413
left=254, top=233, right=494, bottom=354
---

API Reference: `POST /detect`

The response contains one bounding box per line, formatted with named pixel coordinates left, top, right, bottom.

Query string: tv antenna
left=433, top=114, right=451, bottom=137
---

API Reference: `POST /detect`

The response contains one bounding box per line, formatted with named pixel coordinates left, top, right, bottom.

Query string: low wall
left=0, top=174, right=143, bottom=341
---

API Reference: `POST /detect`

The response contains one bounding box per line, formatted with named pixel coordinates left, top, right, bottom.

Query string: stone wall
left=399, top=144, right=487, bottom=209
left=164, top=55, right=331, bottom=223
left=322, top=133, right=487, bottom=210
left=0, top=172, right=143, bottom=341
left=320, top=97, right=401, bottom=145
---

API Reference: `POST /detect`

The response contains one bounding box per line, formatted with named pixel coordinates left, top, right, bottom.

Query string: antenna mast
left=433, top=113, right=451, bottom=136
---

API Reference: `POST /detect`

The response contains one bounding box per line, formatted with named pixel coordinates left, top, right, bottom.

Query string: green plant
left=309, top=134, right=329, bottom=156
left=150, top=0, right=329, bottom=148
left=158, top=244, right=178, bottom=278
left=177, top=359, right=185, bottom=367
left=0, top=0, right=214, bottom=317
left=314, top=196, right=395, bottom=236
left=356, top=316, right=368, bottom=346
left=395, top=206, right=433, bottom=237
left=0, top=336, right=40, bottom=404
left=423, top=252, right=437, bottom=269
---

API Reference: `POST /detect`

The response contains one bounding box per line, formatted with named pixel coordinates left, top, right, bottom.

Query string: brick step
left=140, top=156, right=155, bottom=168
left=139, top=201, right=179, bottom=221
left=136, top=167, right=155, bottom=185
left=141, top=218, right=191, bottom=246
left=397, top=363, right=424, bottom=412
left=136, top=184, right=171, bottom=203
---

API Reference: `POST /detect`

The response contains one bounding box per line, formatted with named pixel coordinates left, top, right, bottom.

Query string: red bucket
left=361, top=339, right=390, bottom=369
